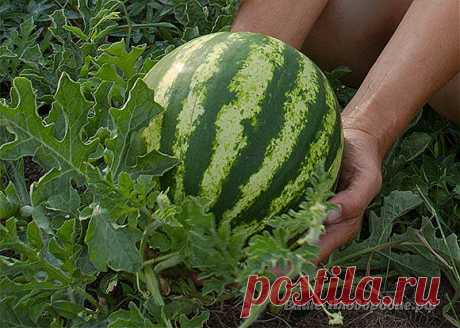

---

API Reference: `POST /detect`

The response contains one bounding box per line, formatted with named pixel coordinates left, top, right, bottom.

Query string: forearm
left=343, top=0, right=460, bottom=160
left=231, top=0, right=328, bottom=48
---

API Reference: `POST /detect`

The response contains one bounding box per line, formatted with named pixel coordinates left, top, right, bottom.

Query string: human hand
left=317, top=128, right=383, bottom=264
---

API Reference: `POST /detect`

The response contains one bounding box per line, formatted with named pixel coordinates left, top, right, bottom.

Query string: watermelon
left=142, top=32, right=343, bottom=223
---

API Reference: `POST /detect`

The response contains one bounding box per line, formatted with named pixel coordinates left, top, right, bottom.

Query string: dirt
left=206, top=301, right=455, bottom=328
left=0, top=81, right=10, bottom=99
left=12, top=148, right=460, bottom=328
left=206, top=279, right=458, bottom=328
left=24, top=156, right=45, bottom=188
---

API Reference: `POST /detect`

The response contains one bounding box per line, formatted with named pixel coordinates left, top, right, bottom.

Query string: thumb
left=325, top=169, right=382, bottom=224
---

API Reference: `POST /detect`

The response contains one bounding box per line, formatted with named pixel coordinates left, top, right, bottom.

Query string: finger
left=325, top=169, right=381, bottom=225
left=315, top=217, right=362, bottom=264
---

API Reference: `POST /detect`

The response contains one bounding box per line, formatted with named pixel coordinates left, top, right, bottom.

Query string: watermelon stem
left=143, top=251, right=181, bottom=267
left=143, top=265, right=165, bottom=306
left=238, top=302, right=269, bottom=328
left=154, top=254, right=184, bottom=273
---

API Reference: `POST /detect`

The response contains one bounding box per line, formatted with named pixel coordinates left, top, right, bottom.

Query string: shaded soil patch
left=207, top=280, right=457, bottom=328
left=24, top=156, right=45, bottom=188
left=207, top=301, right=455, bottom=328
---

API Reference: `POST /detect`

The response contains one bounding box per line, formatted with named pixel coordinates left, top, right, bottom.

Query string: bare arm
left=231, top=0, right=329, bottom=48
left=320, top=0, right=459, bottom=262
left=230, top=0, right=460, bottom=263
left=343, top=0, right=460, bottom=160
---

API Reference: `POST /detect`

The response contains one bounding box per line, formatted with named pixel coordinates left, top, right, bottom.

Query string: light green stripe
left=324, top=79, right=338, bottom=115
left=222, top=61, right=320, bottom=221
left=155, top=34, right=219, bottom=107
left=268, top=101, right=339, bottom=214
left=324, top=79, right=343, bottom=181
left=199, top=40, right=284, bottom=204
left=143, top=112, right=163, bottom=152
left=328, top=130, right=344, bottom=178
left=325, top=78, right=343, bottom=180
left=142, top=34, right=220, bottom=152
left=172, top=34, right=242, bottom=200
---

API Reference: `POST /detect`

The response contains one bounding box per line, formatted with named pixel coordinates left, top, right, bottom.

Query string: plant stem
left=117, top=23, right=179, bottom=30
left=238, top=303, right=268, bottom=328
left=143, top=265, right=165, bottom=306
left=154, top=254, right=183, bottom=273
left=143, top=251, right=181, bottom=267
left=332, top=241, right=421, bottom=265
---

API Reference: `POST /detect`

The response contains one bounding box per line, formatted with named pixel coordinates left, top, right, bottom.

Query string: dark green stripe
left=210, top=45, right=302, bottom=219
left=232, top=67, right=332, bottom=224
left=153, top=34, right=235, bottom=194
left=180, top=34, right=268, bottom=197
left=159, top=34, right=231, bottom=156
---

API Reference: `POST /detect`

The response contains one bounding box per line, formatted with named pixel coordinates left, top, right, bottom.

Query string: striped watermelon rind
left=142, top=32, right=343, bottom=223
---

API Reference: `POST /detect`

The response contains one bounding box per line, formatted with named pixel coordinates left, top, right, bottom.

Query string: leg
left=429, top=73, right=460, bottom=124
left=302, top=0, right=460, bottom=124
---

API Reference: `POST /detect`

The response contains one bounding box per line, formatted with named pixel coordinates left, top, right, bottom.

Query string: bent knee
left=429, top=73, right=460, bottom=125
left=302, top=0, right=414, bottom=85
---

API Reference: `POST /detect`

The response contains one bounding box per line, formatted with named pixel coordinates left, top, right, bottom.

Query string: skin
left=232, top=0, right=460, bottom=263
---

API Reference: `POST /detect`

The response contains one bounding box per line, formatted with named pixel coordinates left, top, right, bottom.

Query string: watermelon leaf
left=0, top=74, right=98, bottom=209
left=329, top=190, right=425, bottom=272
left=97, top=40, right=146, bottom=80
left=107, top=302, right=160, bottom=327
left=106, top=78, right=165, bottom=178
left=85, top=206, right=143, bottom=273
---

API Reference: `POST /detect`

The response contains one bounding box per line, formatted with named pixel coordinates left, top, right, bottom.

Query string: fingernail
left=326, top=205, right=342, bottom=224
